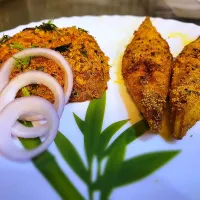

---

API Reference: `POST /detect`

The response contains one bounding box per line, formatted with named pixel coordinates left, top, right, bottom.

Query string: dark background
left=0, top=0, right=200, bottom=32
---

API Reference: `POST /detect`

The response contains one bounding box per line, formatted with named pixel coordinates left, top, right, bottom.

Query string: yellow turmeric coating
left=0, top=26, right=110, bottom=103
left=122, top=17, right=173, bottom=132
left=170, top=36, right=200, bottom=139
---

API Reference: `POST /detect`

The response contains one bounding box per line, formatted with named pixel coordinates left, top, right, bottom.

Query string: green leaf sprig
left=13, top=56, right=31, bottom=70
left=22, top=87, right=30, bottom=96
left=9, top=42, right=24, bottom=50
left=36, top=20, right=57, bottom=31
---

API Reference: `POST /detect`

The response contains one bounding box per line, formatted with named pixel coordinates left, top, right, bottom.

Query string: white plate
left=0, top=16, right=200, bottom=200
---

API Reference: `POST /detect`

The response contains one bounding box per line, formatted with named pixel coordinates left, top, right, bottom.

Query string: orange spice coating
left=0, top=26, right=110, bottom=103
left=122, top=17, right=173, bottom=132
left=170, top=36, right=200, bottom=139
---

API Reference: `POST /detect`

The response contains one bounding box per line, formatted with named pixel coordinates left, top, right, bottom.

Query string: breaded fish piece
left=0, top=23, right=109, bottom=103
left=122, top=17, right=173, bottom=132
left=170, top=37, right=200, bottom=139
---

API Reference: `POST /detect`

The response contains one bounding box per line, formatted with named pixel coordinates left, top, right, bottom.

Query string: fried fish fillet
left=122, top=17, right=173, bottom=132
left=0, top=24, right=109, bottom=103
left=170, top=37, right=200, bottom=139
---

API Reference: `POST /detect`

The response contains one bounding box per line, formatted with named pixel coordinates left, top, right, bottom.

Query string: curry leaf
left=36, top=20, right=57, bottom=31
left=103, top=119, right=149, bottom=157
left=55, top=131, right=89, bottom=183
left=96, top=119, right=129, bottom=159
left=73, top=113, right=85, bottom=134
left=114, top=150, right=180, bottom=187
left=84, top=92, right=106, bottom=165
left=54, top=44, right=71, bottom=53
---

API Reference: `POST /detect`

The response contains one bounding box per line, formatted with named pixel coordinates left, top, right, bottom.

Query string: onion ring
left=0, top=71, right=65, bottom=119
left=0, top=48, right=73, bottom=109
left=0, top=71, right=64, bottom=138
left=11, top=121, right=49, bottom=138
left=0, top=96, right=59, bottom=161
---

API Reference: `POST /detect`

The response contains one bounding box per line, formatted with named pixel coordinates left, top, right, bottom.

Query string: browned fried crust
left=122, top=17, right=173, bottom=132
left=0, top=26, right=110, bottom=103
left=170, top=36, right=200, bottom=139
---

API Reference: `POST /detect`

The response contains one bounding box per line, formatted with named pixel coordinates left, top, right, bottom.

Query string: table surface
left=0, top=0, right=200, bottom=32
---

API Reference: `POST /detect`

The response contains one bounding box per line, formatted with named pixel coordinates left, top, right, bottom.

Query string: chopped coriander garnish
left=31, top=44, right=38, bottom=48
left=22, top=87, right=30, bottom=96
left=54, top=43, right=71, bottom=53
left=13, top=56, right=31, bottom=70
left=36, top=20, right=57, bottom=31
left=36, top=66, right=44, bottom=71
left=9, top=42, right=24, bottom=50
left=0, top=35, right=11, bottom=45
left=78, top=27, right=88, bottom=33
left=80, top=49, right=88, bottom=57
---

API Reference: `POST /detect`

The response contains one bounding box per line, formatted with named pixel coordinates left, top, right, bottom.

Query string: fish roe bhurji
left=0, top=21, right=110, bottom=103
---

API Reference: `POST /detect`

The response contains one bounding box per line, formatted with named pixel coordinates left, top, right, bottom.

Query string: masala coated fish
left=122, top=17, right=173, bottom=132
left=170, top=37, right=200, bottom=139
left=0, top=22, right=109, bottom=103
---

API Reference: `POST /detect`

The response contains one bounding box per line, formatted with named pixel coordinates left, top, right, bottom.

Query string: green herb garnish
left=36, top=20, right=57, bottom=31
left=78, top=27, right=89, bottom=33
left=80, top=49, right=88, bottom=57
left=22, top=87, right=30, bottom=96
left=31, top=44, right=38, bottom=48
left=54, top=43, right=71, bottom=53
left=13, top=56, right=31, bottom=70
left=36, top=66, right=44, bottom=71
left=9, top=42, right=24, bottom=50
left=0, top=35, right=10, bottom=45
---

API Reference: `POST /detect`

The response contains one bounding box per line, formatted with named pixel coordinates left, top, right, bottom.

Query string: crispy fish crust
left=0, top=26, right=109, bottom=103
left=122, top=17, right=173, bottom=132
left=170, top=37, right=200, bottom=139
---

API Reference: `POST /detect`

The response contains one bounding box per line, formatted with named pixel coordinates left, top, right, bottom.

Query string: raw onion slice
left=0, top=71, right=65, bottom=120
left=0, top=48, right=73, bottom=104
left=0, top=71, right=64, bottom=138
left=0, top=96, right=59, bottom=161
left=11, top=122, right=49, bottom=138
